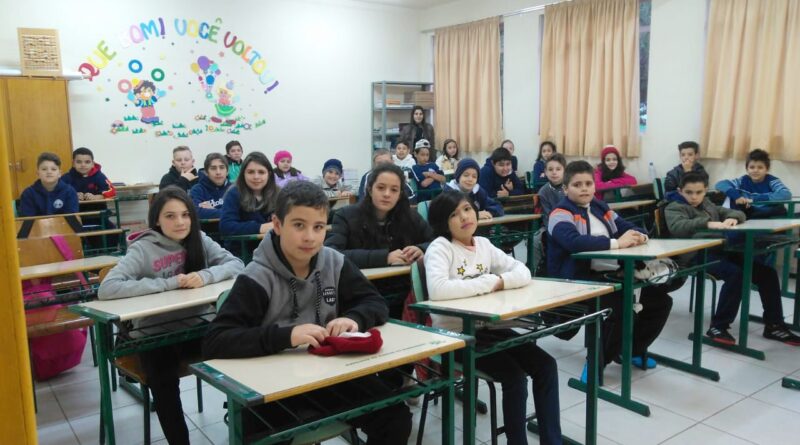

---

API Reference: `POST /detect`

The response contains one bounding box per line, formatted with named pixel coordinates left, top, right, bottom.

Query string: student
left=358, top=149, right=416, bottom=204
left=548, top=161, right=673, bottom=376
left=399, top=105, right=435, bottom=148
left=159, top=145, right=198, bottom=192
left=479, top=147, right=526, bottom=198
left=501, top=139, right=519, bottom=172
left=444, top=158, right=503, bottom=219
left=190, top=153, right=230, bottom=219
left=61, top=147, right=116, bottom=200
left=665, top=172, right=800, bottom=345
left=220, top=152, right=279, bottom=257
left=410, top=139, right=445, bottom=202
left=426, top=190, right=560, bottom=445
left=715, top=148, right=791, bottom=219
left=98, top=186, right=244, bottom=445
left=273, top=150, right=309, bottom=188
left=203, top=181, right=411, bottom=444
left=19, top=152, right=79, bottom=217
left=391, top=140, right=416, bottom=170
left=532, top=141, right=557, bottom=190
left=663, top=141, right=708, bottom=193
left=594, top=145, right=637, bottom=200
left=538, top=153, right=567, bottom=229
left=315, top=158, right=352, bottom=198
left=225, top=140, right=244, bottom=182
left=326, top=163, right=433, bottom=318
left=436, top=138, right=460, bottom=173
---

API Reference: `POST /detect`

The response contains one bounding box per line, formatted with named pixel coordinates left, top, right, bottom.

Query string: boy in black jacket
left=159, top=145, right=198, bottom=191
left=204, top=181, right=411, bottom=444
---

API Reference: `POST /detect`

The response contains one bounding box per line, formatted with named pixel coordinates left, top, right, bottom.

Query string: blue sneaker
left=632, top=355, right=657, bottom=369
left=580, top=363, right=588, bottom=383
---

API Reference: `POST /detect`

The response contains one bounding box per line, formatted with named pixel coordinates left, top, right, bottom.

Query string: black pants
left=243, top=372, right=412, bottom=445
left=584, top=275, right=673, bottom=366
left=139, top=339, right=203, bottom=445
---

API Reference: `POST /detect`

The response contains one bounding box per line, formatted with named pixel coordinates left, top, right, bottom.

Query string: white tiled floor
left=36, top=279, right=800, bottom=444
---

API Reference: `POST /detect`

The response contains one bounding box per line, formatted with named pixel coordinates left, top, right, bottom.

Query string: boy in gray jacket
left=203, top=181, right=411, bottom=444
left=665, top=172, right=799, bottom=347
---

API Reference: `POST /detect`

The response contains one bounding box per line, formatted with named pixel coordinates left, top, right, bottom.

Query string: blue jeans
left=461, top=329, right=562, bottom=445
left=706, top=254, right=785, bottom=329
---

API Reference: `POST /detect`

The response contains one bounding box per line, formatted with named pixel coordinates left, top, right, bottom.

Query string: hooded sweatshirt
left=190, top=170, right=231, bottom=219
left=714, top=174, right=791, bottom=205
left=445, top=180, right=504, bottom=217
left=203, top=231, right=388, bottom=359
left=61, top=163, right=115, bottom=197
left=226, top=155, right=242, bottom=182
left=664, top=162, right=708, bottom=193
left=19, top=179, right=79, bottom=217
left=478, top=157, right=525, bottom=198
left=97, top=229, right=244, bottom=336
left=159, top=166, right=199, bottom=191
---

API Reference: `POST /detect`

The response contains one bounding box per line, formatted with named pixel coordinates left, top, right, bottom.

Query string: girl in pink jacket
left=594, top=145, right=637, bottom=199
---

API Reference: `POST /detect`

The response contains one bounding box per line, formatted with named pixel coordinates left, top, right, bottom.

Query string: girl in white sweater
left=424, top=190, right=562, bottom=445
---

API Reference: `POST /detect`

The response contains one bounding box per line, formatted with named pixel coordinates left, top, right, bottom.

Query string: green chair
left=416, top=201, right=429, bottom=221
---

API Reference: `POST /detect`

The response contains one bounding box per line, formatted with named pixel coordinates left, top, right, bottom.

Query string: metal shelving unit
left=371, top=81, right=434, bottom=156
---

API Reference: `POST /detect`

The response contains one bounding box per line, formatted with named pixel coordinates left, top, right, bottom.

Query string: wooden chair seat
left=114, top=352, right=201, bottom=384
left=26, top=307, right=93, bottom=338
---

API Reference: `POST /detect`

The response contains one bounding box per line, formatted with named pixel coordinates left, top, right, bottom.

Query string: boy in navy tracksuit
left=547, top=161, right=673, bottom=377
left=410, top=139, right=445, bottom=202
left=19, top=152, right=79, bottom=217
left=444, top=158, right=504, bottom=218
left=189, top=153, right=230, bottom=219
left=204, top=181, right=411, bottom=444
left=61, top=147, right=116, bottom=200
left=715, top=148, right=791, bottom=219
left=479, top=147, right=526, bottom=198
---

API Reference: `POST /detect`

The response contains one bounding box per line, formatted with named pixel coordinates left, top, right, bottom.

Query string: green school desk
left=19, top=255, right=119, bottom=281
left=607, top=199, right=657, bottom=212
left=191, top=320, right=469, bottom=445
left=361, top=265, right=411, bottom=281
left=783, top=377, right=800, bottom=390
left=70, top=279, right=234, bottom=445
left=411, top=278, right=616, bottom=445
left=571, top=238, right=723, bottom=416
left=478, top=213, right=541, bottom=272
left=700, top=218, right=800, bottom=359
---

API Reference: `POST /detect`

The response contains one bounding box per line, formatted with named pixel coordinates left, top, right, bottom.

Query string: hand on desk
left=176, top=272, right=204, bottom=288
left=199, top=200, right=215, bottom=209
left=259, top=222, right=274, bottom=234
left=708, top=219, right=739, bottom=229
left=735, top=197, right=753, bottom=208
left=478, top=210, right=493, bottom=220
left=618, top=230, right=648, bottom=249
left=387, top=246, right=423, bottom=265
left=326, top=317, right=359, bottom=337
left=291, top=324, right=328, bottom=348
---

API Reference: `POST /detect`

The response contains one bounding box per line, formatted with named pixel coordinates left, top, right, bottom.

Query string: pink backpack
left=24, top=235, right=89, bottom=381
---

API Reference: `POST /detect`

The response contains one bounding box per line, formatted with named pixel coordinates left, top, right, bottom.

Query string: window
left=639, top=0, right=652, bottom=131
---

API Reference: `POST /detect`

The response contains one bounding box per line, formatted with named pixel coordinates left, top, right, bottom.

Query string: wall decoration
left=76, top=17, right=279, bottom=138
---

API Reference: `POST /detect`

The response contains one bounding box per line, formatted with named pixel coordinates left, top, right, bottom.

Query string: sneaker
left=763, top=324, right=800, bottom=346
left=706, top=327, right=736, bottom=345
left=631, top=356, right=657, bottom=369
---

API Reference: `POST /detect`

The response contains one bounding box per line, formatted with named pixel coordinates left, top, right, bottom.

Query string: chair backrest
left=654, top=177, right=665, bottom=201
left=416, top=201, right=429, bottom=221
left=410, top=260, right=428, bottom=303
left=16, top=215, right=81, bottom=239
left=653, top=203, right=671, bottom=239
left=17, top=235, right=84, bottom=267
left=216, top=289, right=232, bottom=310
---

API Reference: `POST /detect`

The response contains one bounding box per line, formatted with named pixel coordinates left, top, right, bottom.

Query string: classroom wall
left=417, top=0, right=800, bottom=193
left=0, top=0, right=420, bottom=184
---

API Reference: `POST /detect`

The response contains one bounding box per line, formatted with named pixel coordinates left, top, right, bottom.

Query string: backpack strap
left=50, top=235, right=90, bottom=287
left=17, top=220, right=34, bottom=239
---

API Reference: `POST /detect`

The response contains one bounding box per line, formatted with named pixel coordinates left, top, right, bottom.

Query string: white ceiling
left=355, top=0, right=458, bottom=10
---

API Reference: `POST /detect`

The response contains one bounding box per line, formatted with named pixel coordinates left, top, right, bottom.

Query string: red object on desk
left=308, top=328, right=383, bottom=356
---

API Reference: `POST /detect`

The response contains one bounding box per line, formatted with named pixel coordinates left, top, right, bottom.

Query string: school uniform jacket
left=593, top=168, right=637, bottom=199
left=478, top=158, right=525, bottom=198
left=203, top=231, right=388, bottom=358
left=547, top=197, right=643, bottom=279
left=159, top=166, right=199, bottom=191
left=19, top=179, right=79, bottom=217
left=714, top=174, right=791, bottom=207
left=61, top=163, right=115, bottom=197
left=444, top=180, right=504, bottom=217
left=189, top=170, right=231, bottom=219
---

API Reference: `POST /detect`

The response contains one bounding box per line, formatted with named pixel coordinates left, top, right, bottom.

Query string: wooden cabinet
left=0, top=78, right=73, bottom=198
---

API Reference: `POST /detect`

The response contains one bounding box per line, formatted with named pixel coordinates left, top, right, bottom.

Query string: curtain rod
left=420, top=0, right=567, bottom=34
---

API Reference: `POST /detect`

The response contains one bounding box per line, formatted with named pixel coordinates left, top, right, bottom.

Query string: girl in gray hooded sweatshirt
left=98, top=186, right=244, bottom=445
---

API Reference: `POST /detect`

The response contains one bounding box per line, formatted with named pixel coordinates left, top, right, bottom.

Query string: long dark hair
left=234, top=151, right=279, bottom=214
left=599, top=149, right=626, bottom=182
left=148, top=187, right=205, bottom=273
left=409, top=105, right=427, bottom=126
left=428, top=190, right=477, bottom=241
left=359, top=163, right=417, bottom=248
left=441, top=139, right=460, bottom=160
left=537, top=141, right=557, bottom=162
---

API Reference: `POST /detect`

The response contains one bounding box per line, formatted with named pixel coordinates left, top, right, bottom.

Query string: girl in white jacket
left=424, top=190, right=562, bottom=445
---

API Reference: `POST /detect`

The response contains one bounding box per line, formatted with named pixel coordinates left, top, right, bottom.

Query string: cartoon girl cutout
left=211, top=80, right=237, bottom=125
left=129, top=80, right=163, bottom=124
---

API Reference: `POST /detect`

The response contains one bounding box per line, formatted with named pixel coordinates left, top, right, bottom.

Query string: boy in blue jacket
left=547, top=160, right=673, bottom=378
left=61, top=147, right=116, bottom=200
left=444, top=158, right=504, bottom=218
left=19, top=152, right=79, bottom=217
left=189, top=153, right=230, bottom=219
left=479, top=147, right=526, bottom=198
left=410, top=139, right=445, bottom=202
left=715, top=148, right=791, bottom=219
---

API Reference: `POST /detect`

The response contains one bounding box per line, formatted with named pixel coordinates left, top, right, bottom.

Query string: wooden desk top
left=115, top=183, right=156, bottom=192
left=572, top=238, right=723, bottom=261
left=15, top=210, right=104, bottom=221
left=496, top=193, right=536, bottom=202
left=600, top=182, right=653, bottom=192
left=72, top=279, right=234, bottom=322
left=477, top=213, right=540, bottom=227
left=19, top=255, right=119, bottom=281
left=79, top=198, right=117, bottom=204
left=608, top=199, right=657, bottom=211
left=192, top=322, right=466, bottom=405
left=76, top=228, right=125, bottom=238
left=708, top=218, right=800, bottom=233
left=412, top=278, right=616, bottom=321
left=361, top=266, right=411, bottom=280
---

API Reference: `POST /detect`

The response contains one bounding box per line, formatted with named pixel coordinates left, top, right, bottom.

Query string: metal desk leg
left=441, top=351, right=456, bottom=445
left=585, top=298, right=601, bottom=445
left=526, top=220, right=535, bottom=274
left=461, top=320, right=477, bottom=445
left=651, top=249, right=720, bottom=381
left=96, top=322, right=116, bottom=445
left=227, top=396, right=245, bottom=445
left=782, top=377, right=800, bottom=390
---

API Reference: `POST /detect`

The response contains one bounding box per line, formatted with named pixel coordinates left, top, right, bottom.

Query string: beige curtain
left=434, top=17, right=502, bottom=153
left=702, top=0, right=800, bottom=161
left=540, top=0, right=640, bottom=157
